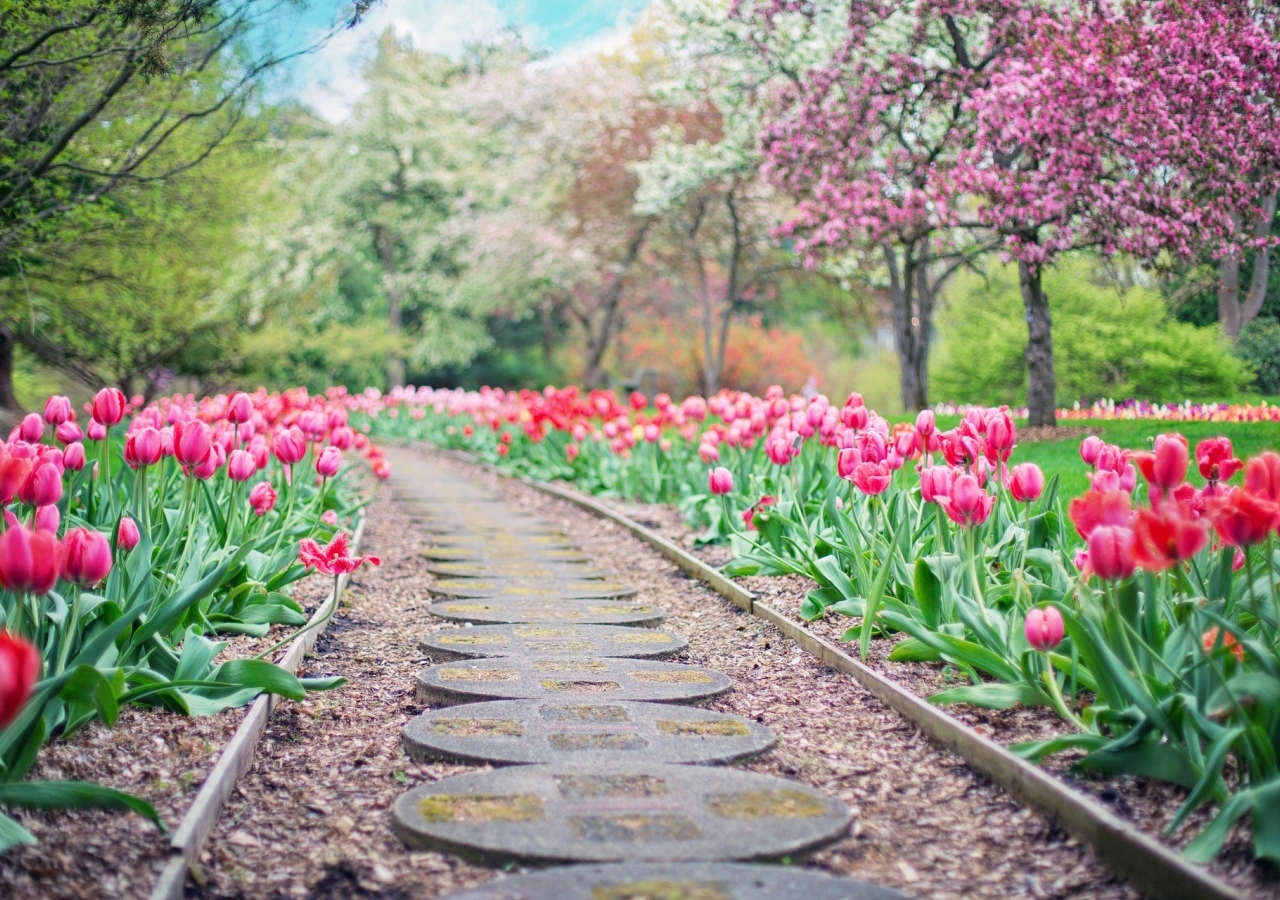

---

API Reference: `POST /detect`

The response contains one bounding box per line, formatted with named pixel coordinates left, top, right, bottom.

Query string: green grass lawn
left=921, top=417, right=1280, bottom=496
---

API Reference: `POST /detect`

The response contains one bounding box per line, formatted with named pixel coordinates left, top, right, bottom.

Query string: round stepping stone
left=428, top=579, right=637, bottom=601
left=415, top=657, right=731, bottom=705
left=439, top=863, right=915, bottom=900
left=426, top=561, right=610, bottom=580
left=421, top=547, right=591, bottom=564
left=391, top=761, right=851, bottom=864
left=403, top=700, right=775, bottom=765
left=420, top=624, right=687, bottom=660
left=427, top=534, right=577, bottom=549
left=429, top=599, right=664, bottom=628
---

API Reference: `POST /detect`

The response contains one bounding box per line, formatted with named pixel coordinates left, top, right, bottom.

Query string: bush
left=1235, top=316, right=1280, bottom=394
left=932, top=256, right=1252, bottom=405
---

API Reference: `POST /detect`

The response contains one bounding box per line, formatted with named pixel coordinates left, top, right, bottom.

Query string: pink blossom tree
left=955, top=0, right=1280, bottom=424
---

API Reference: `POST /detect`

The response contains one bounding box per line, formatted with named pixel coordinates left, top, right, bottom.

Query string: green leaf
left=0, top=782, right=165, bottom=833
left=212, top=660, right=305, bottom=702
left=0, top=811, right=36, bottom=851
left=299, top=676, right=347, bottom=692
left=1251, top=778, right=1280, bottom=866
left=1010, top=733, right=1108, bottom=761
left=913, top=558, right=942, bottom=629
left=860, top=513, right=906, bottom=661
left=812, top=555, right=857, bottom=600
left=1166, top=727, right=1241, bottom=836
left=887, top=638, right=942, bottom=663
left=57, top=666, right=121, bottom=729
left=1081, top=739, right=1200, bottom=789
left=130, top=541, right=256, bottom=648
left=1183, top=789, right=1254, bottom=863
left=929, top=683, right=1047, bottom=709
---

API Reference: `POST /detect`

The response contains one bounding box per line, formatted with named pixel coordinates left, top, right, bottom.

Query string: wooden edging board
left=148, top=511, right=368, bottom=900
left=437, top=448, right=1244, bottom=900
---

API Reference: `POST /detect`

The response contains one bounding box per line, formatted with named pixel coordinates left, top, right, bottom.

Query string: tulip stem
left=254, top=573, right=340, bottom=661
left=269, top=465, right=296, bottom=561
left=1041, top=653, right=1087, bottom=731
left=99, top=431, right=113, bottom=521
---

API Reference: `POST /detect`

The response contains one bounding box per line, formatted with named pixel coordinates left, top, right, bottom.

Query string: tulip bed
left=361, top=385, right=1280, bottom=867
left=0, top=387, right=387, bottom=849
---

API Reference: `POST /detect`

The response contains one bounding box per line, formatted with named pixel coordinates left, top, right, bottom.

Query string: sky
left=275, top=0, right=643, bottom=122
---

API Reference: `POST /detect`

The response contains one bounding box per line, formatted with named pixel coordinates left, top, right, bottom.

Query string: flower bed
left=363, top=384, right=1280, bottom=875
left=0, top=386, right=386, bottom=848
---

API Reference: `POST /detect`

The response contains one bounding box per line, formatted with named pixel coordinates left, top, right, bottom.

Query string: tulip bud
left=0, top=631, right=41, bottom=728
left=62, top=442, right=86, bottom=471
left=173, top=420, right=213, bottom=469
left=43, top=395, right=72, bottom=425
left=86, top=420, right=107, bottom=442
left=249, top=481, right=277, bottom=517
left=60, top=527, right=113, bottom=587
left=18, top=462, right=62, bottom=508
left=227, top=392, right=254, bottom=424
left=321, top=509, right=339, bottom=525
left=55, top=421, right=83, bottom=445
left=1079, top=435, right=1104, bottom=466
left=565, top=442, right=580, bottom=463
left=117, top=516, right=141, bottom=552
left=708, top=466, right=733, bottom=495
left=837, top=447, right=860, bottom=480
left=1088, top=526, right=1137, bottom=580
left=91, top=388, right=126, bottom=427
left=919, top=466, right=954, bottom=504
left=192, top=442, right=222, bottom=479
left=1008, top=463, right=1045, bottom=503
left=124, top=427, right=163, bottom=469
left=20, top=413, right=44, bottom=443
left=1024, top=606, right=1064, bottom=652
left=272, top=426, right=307, bottom=466
left=315, top=446, right=342, bottom=478
left=329, top=426, right=354, bottom=450
left=915, top=409, right=936, bottom=437
left=227, top=449, right=255, bottom=482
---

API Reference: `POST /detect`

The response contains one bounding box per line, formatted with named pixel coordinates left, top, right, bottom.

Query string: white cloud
left=293, top=0, right=508, bottom=122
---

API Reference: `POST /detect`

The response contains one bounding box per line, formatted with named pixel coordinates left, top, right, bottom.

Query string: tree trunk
left=374, top=225, right=405, bottom=388
left=884, top=242, right=930, bottom=411
left=1019, top=260, right=1056, bottom=427
left=1218, top=194, right=1276, bottom=339
left=581, top=221, right=651, bottom=390
left=0, top=323, right=20, bottom=413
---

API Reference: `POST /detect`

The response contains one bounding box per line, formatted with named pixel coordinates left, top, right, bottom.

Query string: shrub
left=1235, top=316, right=1280, bottom=394
left=932, top=256, right=1252, bottom=405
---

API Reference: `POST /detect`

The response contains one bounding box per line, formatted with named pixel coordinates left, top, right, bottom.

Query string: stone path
left=389, top=454, right=915, bottom=899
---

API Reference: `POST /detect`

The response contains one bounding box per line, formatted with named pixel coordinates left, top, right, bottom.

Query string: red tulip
left=173, top=420, right=212, bottom=468
left=1130, top=505, right=1208, bottom=571
left=0, top=457, right=32, bottom=504
left=18, top=462, right=62, bottom=508
left=60, top=527, right=113, bottom=587
left=1245, top=452, right=1280, bottom=504
left=227, top=392, right=254, bottom=424
left=629, top=391, right=648, bottom=411
left=227, top=449, right=255, bottom=482
left=1196, top=437, right=1243, bottom=483
left=55, top=421, right=83, bottom=444
left=1068, top=490, right=1131, bottom=539
left=1203, top=627, right=1245, bottom=663
left=1008, top=463, right=1045, bottom=503
left=0, top=526, right=60, bottom=595
left=19, top=413, right=44, bottom=443
left=1132, top=434, right=1188, bottom=492
left=1024, top=606, right=1064, bottom=651
left=272, top=426, right=307, bottom=466
left=298, top=532, right=380, bottom=576
left=249, top=481, right=277, bottom=516
left=117, top=516, right=140, bottom=551
left=43, top=395, right=72, bottom=426
left=940, top=473, right=993, bottom=527
left=62, top=442, right=86, bottom=471
left=91, top=388, right=126, bottom=427
left=124, top=427, right=163, bottom=469
left=0, top=631, right=40, bottom=728
left=315, top=446, right=342, bottom=478
left=851, top=461, right=891, bottom=496
left=1088, top=526, right=1136, bottom=580
left=1207, top=490, right=1279, bottom=547
left=708, top=466, right=733, bottom=495
left=565, top=442, right=580, bottom=463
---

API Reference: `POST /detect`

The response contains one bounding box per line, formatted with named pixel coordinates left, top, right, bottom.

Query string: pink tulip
left=62, top=442, right=86, bottom=471
left=708, top=467, right=734, bottom=495
left=43, top=395, right=72, bottom=425
left=86, top=420, right=107, bottom=442
left=315, top=446, right=342, bottom=478
left=1080, top=435, right=1105, bottom=466
left=836, top=447, right=860, bottom=479
left=0, top=457, right=32, bottom=504
left=227, top=449, right=256, bottom=482
left=34, top=505, right=59, bottom=534
left=698, top=442, right=719, bottom=463
left=272, top=427, right=306, bottom=466
left=192, top=442, right=222, bottom=479
left=124, top=427, right=163, bottom=469
left=321, top=509, right=339, bottom=525
left=329, top=426, right=354, bottom=450
left=91, top=388, right=126, bottom=427
left=851, top=461, right=891, bottom=495
left=117, top=516, right=140, bottom=551
left=919, top=466, right=954, bottom=503
left=249, top=481, right=277, bottom=516
left=940, top=473, right=994, bottom=527
left=227, top=392, right=254, bottom=424
left=1008, top=463, right=1045, bottom=503
left=18, top=462, right=62, bottom=508
left=55, top=421, right=83, bottom=444
left=1025, top=606, right=1064, bottom=651
left=19, top=413, right=43, bottom=443
left=0, top=526, right=60, bottom=596
left=1088, top=526, right=1137, bottom=581
left=173, top=420, right=212, bottom=468
left=60, top=528, right=112, bottom=587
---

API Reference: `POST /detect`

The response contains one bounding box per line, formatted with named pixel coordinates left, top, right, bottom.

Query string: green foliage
left=1236, top=317, right=1280, bottom=394
left=932, top=257, right=1252, bottom=405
